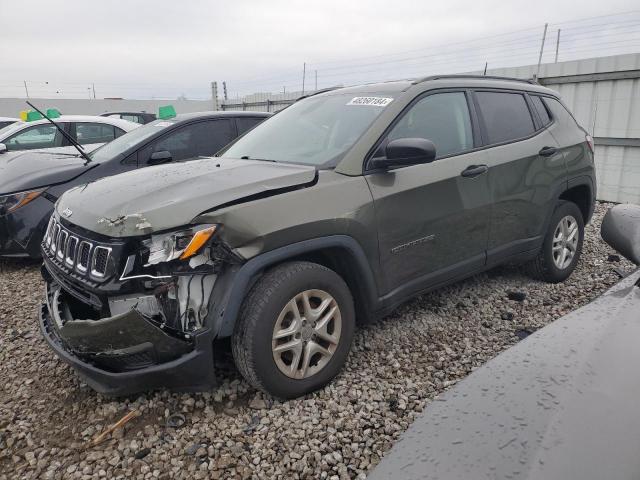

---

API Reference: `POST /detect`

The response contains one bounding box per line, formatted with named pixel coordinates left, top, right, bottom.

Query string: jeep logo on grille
left=61, top=208, right=73, bottom=218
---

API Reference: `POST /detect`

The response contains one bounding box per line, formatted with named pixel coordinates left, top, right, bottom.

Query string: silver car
left=0, top=115, right=139, bottom=155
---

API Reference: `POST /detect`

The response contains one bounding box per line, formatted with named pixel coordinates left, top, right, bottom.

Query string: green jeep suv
left=39, top=75, right=596, bottom=398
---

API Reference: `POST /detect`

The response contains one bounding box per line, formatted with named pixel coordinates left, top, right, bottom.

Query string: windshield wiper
left=26, top=101, right=92, bottom=163
left=240, top=155, right=276, bottom=162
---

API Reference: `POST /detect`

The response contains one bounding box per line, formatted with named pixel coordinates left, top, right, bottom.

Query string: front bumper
left=39, top=281, right=217, bottom=396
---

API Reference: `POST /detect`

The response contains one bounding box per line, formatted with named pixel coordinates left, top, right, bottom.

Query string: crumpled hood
left=0, top=151, right=95, bottom=194
left=56, top=157, right=317, bottom=237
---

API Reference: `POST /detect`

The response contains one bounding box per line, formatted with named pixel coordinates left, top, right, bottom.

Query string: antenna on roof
left=483, top=62, right=488, bottom=75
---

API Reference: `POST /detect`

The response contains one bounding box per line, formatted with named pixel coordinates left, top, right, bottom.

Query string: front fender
left=207, top=235, right=379, bottom=338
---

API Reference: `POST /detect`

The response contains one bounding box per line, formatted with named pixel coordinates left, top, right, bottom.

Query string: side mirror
left=601, top=204, right=640, bottom=265
left=371, top=138, right=436, bottom=170
left=148, top=150, right=172, bottom=165
left=0, top=143, right=6, bottom=154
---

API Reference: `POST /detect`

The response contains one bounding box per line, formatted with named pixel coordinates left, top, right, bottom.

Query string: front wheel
left=232, top=261, right=355, bottom=399
left=527, top=200, right=585, bottom=283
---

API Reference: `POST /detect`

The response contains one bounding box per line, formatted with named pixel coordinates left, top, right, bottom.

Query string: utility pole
left=211, top=81, right=219, bottom=110
left=23, top=80, right=29, bottom=98
left=536, top=23, right=548, bottom=80
left=483, top=62, right=488, bottom=75
left=554, top=29, right=561, bottom=63
left=302, top=62, right=306, bottom=96
left=92, top=83, right=96, bottom=99
left=222, top=81, right=228, bottom=100
left=315, top=70, right=318, bottom=90
left=283, top=86, right=286, bottom=95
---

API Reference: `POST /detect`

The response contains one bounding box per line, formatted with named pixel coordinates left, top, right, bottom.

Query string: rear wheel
left=232, top=261, right=355, bottom=399
left=527, top=200, right=584, bottom=283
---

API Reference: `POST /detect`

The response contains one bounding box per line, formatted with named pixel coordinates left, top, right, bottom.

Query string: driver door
left=366, top=90, right=491, bottom=295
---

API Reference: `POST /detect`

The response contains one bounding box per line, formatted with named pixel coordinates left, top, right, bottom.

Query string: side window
left=121, top=114, right=143, bottom=124
left=386, top=92, right=473, bottom=158
left=114, top=127, right=126, bottom=138
left=475, top=91, right=535, bottom=144
left=236, top=117, right=265, bottom=135
left=139, top=120, right=234, bottom=164
left=542, top=97, right=579, bottom=130
left=75, top=123, right=117, bottom=145
left=4, top=124, right=63, bottom=151
left=530, top=95, right=552, bottom=126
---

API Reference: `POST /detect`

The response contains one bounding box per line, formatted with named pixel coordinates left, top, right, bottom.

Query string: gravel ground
left=0, top=201, right=635, bottom=480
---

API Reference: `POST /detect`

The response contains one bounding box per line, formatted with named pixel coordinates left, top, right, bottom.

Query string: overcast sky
left=0, top=1, right=638, bottom=99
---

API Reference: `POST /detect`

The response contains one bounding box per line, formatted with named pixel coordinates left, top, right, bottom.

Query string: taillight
left=585, top=134, right=594, bottom=154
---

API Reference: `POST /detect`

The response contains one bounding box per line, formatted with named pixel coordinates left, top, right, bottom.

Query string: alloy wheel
left=552, top=215, right=579, bottom=270
left=271, top=289, right=342, bottom=379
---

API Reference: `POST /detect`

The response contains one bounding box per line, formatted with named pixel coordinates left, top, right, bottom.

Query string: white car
left=0, top=117, right=21, bottom=130
left=0, top=115, right=140, bottom=155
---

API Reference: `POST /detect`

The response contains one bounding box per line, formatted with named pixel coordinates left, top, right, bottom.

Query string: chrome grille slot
left=65, top=236, right=78, bottom=267
left=77, top=242, right=92, bottom=272
left=91, top=246, right=111, bottom=277
left=44, top=217, right=55, bottom=247
left=57, top=231, right=68, bottom=259
left=51, top=224, right=61, bottom=253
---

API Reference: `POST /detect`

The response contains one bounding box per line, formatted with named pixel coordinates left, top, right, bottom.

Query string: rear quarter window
left=530, top=95, right=552, bottom=126
left=475, top=91, right=535, bottom=144
left=542, top=97, right=580, bottom=130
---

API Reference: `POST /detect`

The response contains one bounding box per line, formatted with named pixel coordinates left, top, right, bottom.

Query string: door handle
left=539, top=146, right=558, bottom=157
left=461, top=164, right=488, bottom=178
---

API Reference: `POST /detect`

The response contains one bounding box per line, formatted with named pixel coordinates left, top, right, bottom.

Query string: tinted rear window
left=476, top=91, right=535, bottom=144
left=530, top=95, right=552, bottom=126
left=236, top=117, right=265, bottom=135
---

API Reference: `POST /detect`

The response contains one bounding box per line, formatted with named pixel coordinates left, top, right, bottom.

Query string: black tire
left=527, top=200, right=585, bottom=283
left=232, top=261, right=355, bottom=399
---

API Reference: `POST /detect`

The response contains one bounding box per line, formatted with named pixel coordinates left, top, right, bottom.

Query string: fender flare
left=211, top=235, right=379, bottom=338
left=566, top=175, right=596, bottom=223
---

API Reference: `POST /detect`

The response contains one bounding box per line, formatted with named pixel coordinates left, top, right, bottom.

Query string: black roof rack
left=296, top=86, right=343, bottom=101
left=412, top=74, right=538, bottom=85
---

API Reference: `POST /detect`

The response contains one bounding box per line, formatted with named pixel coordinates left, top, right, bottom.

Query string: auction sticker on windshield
left=347, top=97, right=393, bottom=107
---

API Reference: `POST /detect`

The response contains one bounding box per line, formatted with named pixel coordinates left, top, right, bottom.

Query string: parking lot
left=0, top=201, right=633, bottom=480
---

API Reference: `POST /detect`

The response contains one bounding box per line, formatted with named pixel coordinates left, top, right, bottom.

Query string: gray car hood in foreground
left=370, top=270, right=640, bottom=480
left=56, top=158, right=317, bottom=237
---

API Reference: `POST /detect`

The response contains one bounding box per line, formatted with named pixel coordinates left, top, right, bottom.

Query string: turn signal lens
left=179, top=226, right=217, bottom=260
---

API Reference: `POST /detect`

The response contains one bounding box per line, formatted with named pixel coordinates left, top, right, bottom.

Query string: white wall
left=0, top=98, right=215, bottom=118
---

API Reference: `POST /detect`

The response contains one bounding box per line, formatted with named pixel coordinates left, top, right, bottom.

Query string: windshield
left=221, top=93, right=394, bottom=166
left=88, top=119, right=176, bottom=162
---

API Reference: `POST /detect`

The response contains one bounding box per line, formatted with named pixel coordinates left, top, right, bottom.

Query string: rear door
left=366, top=90, right=491, bottom=295
left=473, top=89, right=565, bottom=263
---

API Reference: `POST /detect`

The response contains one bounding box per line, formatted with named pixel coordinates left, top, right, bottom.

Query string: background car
left=0, top=117, right=21, bottom=129
left=0, top=110, right=270, bottom=258
left=0, top=115, right=140, bottom=155
left=100, top=111, right=157, bottom=124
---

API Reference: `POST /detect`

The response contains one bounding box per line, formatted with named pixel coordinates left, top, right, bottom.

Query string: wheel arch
left=211, top=235, right=380, bottom=338
left=561, top=176, right=595, bottom=224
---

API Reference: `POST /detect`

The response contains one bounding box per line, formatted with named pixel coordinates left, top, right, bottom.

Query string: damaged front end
left=39, top=214, right=241, bottom=395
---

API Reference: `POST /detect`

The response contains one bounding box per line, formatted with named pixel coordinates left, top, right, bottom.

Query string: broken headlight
left=144, top=224, right=218, bottom=266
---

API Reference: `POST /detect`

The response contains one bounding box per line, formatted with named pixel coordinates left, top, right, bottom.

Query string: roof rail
left=412, top=74, right=538, bottom=85
left=296, top=86, right=342, bottom=102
